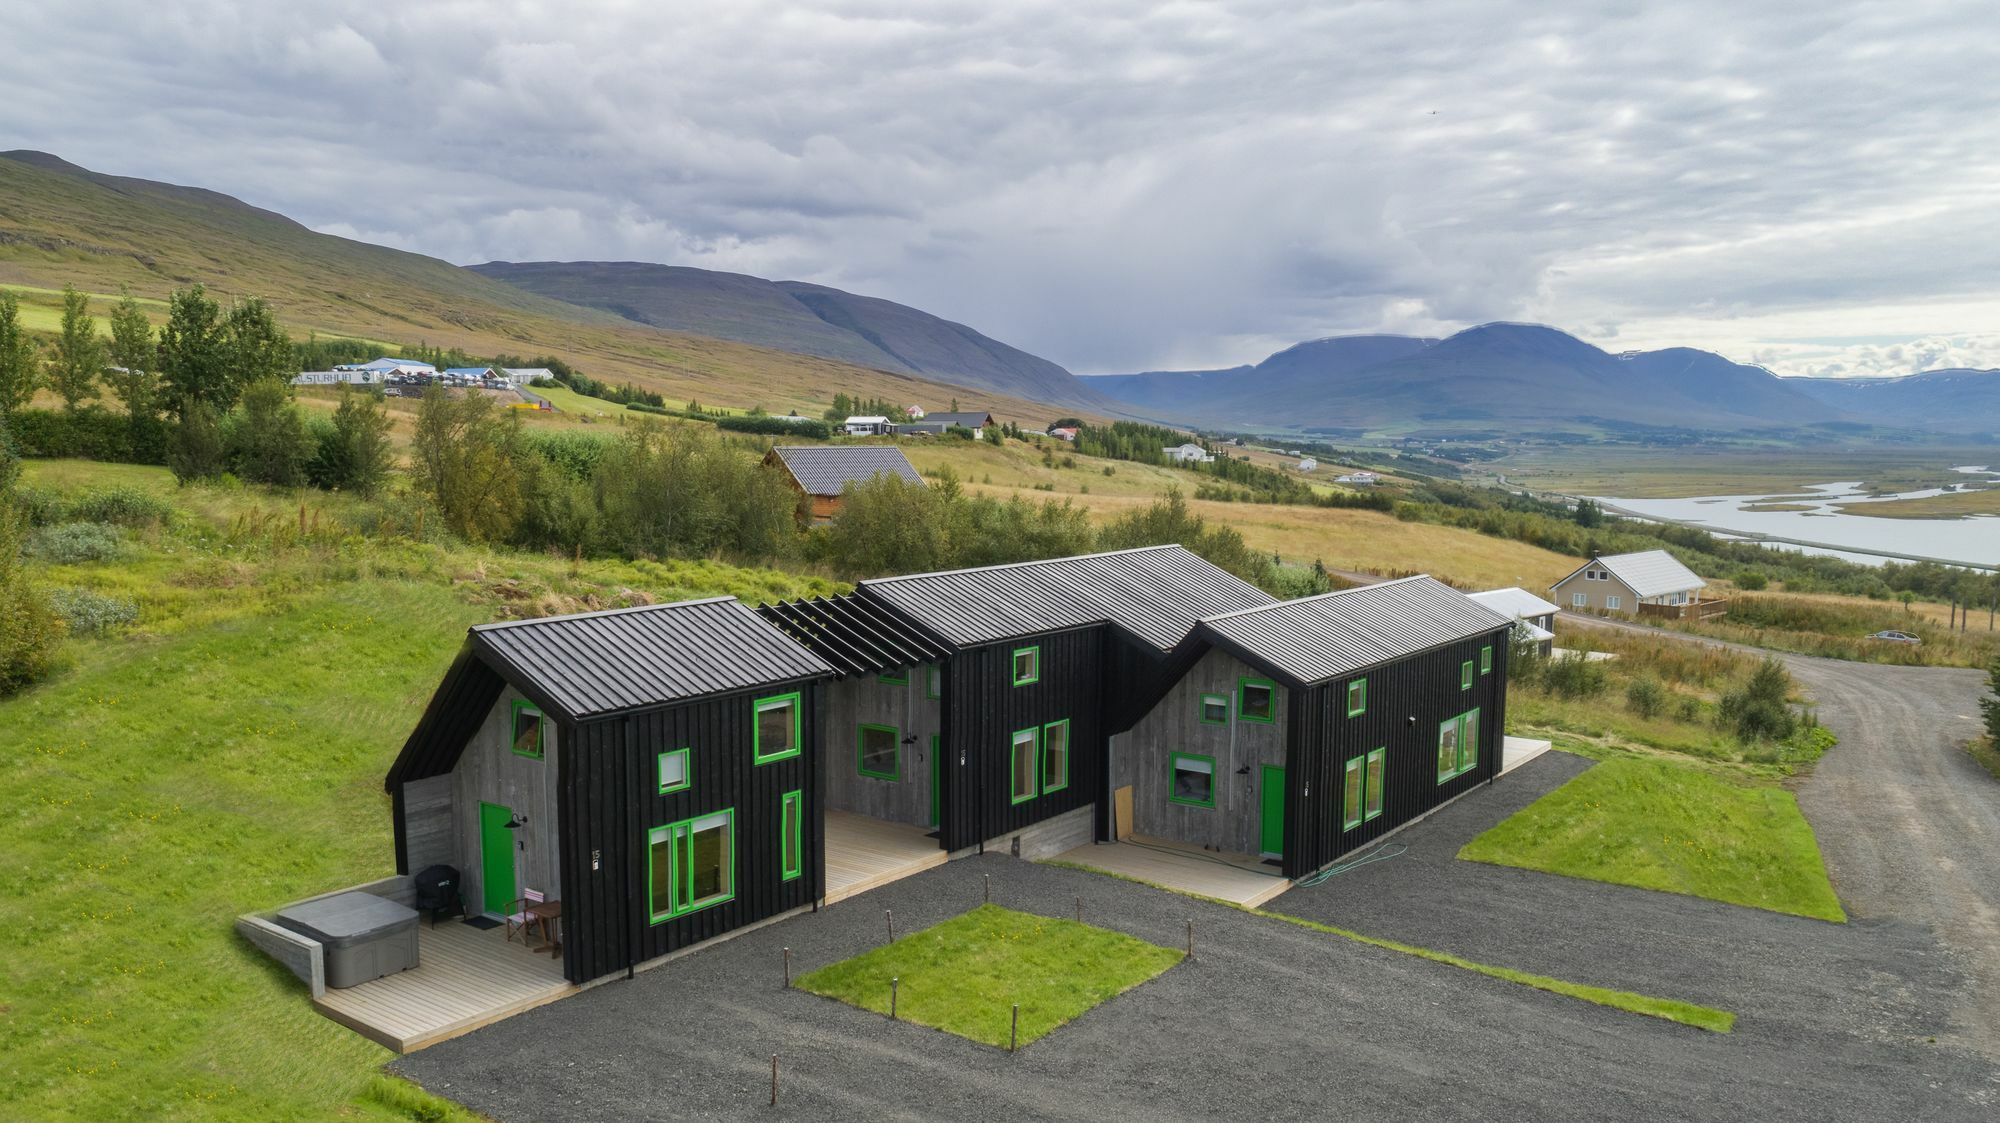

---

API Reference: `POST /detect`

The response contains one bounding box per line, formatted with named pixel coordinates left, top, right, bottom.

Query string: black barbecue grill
left=413, top=864, right=463, bottom=927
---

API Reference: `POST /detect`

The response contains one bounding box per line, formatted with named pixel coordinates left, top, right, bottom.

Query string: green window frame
left=752, top=692, right=802, bottom=764
left=857, top=723, right=900, bottom=781
left=1009, top=727, right=1040, bottom=804
left=1168, top=752, right=1216, bottom=808
left=510, top=699, right=546, bottom=760
left=1346, top=678, right=1367, bottom=718
left=1436, top=708, right=1481, bottom=783
left=1041, top=719, right=1070, bottom=794
left=1480, top=645, right=1493, bottom=675
left=1198, top=693, right=1228, bottom=725
left=646, top=808, right=736, bottom=924
left=878, top=668, right=908, bottom=685
left=779, top=790, right=803, bottom=882
left=1364, top=747, right=1386, bottom=820
left=925, top=663, right=942, bottom=700
left=1342, top=755, right=1365, bottom=829
left=1011, top=646, right=1041, bottom=686
left=657, top=747, right=691, bottom=795
left=1237, top=677, right=1276, bottom=724
left=1461, top=660, right=1475, bottom=690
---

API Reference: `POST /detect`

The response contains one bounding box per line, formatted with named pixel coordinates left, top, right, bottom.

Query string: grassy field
left=1459, top=757, right=1846, bottom=923
left=1834, top=486, right=2000, bottom=519
left=1493, top=446, right=1996, bottom=500
left=1663, top=592, right=2000, bottom=669
left=793, top=904, right=1182, bottom=1048
left=1, top=462, right=837, bottom=1121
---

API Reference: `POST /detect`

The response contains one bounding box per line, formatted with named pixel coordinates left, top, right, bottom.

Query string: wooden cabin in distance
left=763, top=445, right=924, bottom=524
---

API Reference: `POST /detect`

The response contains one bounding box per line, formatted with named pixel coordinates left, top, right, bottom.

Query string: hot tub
left=275, top=891, right=419, bottom=988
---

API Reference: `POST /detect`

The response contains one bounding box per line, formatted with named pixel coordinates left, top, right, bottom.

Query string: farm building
left=1468, top=587, right=1562, bottom=656
left=843, top=415, right=892, bottom=436
left=1165, top=442, right=1214, bottom=463
left=763, top=445, right=925, bottom=524
left=340, top=357, right=437, bottom=376
left=382, top=598, right=833, bottom=987
left=1551, top=550, right=1721, bottom=620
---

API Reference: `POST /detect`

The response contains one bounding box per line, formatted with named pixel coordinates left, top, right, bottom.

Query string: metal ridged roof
left=757, top=594, right=951, bottom=678
left=1556, top=550, right=1706, bottom=599
left=1198, top=576, right=1512, bottom=686
left=769, top=445, right=923, bottom=496
left=470, top=597, right=833, bottom=721
left=859, top=545, right=1277, bottom=651
left=1467, top=587, right=1562, bottom=620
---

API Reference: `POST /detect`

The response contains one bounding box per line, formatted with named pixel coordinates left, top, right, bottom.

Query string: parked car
left=1866, top=630, right=1922, bottom=644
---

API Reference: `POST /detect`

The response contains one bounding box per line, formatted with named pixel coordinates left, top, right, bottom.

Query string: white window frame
left=1571, top=592, right=1588, bottom=607
left=1606, top=595, right=1622, bottom=611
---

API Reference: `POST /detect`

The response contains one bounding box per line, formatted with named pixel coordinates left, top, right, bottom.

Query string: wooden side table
left=527, top=899, right=562, bottom=957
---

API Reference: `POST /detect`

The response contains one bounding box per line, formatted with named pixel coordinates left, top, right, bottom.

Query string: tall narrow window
left=1010, top=728, right=1039, bottom=803
left=1480, top=645, right=1493, bottom=674
left=753, top=693, right=801, bottom=763
left=1169, top=753, right=1216, bottom=808
left=1606, top=595, right=1622, bottom=611
left=1437, top=709, right=1481, bottom=783
left=647, top=809, right=736, bottom=923
left=1198, top=693, right=1228, bottom=724
left=857, top=723, right=900, bottom=780
left=1459, top=710, right=1480, bottom=775
left=779, top=790, right=803, bottom=882
left=1461, top=660, right=1474, bottom=690
left=1437, top=716, right=1461, bottom=783
left=657, top=747, right=691, bottom=794
left=1342, top=755, right=1364, bottom=829
left=1012, top=646, right=1041, bottom=686
left=511, top=700, right=545, bottom=760
left=1364, top=748, right=1386, bottom=820
left=1572, top=592, right=1588, bottom=607
left=1238, top=677, right=1276, bottom=723
left=1346, top=678, right=1367, bottom=717
left=1041, top=719, right=1070, bottom=793
left=925, top=663, right=942, bottom=700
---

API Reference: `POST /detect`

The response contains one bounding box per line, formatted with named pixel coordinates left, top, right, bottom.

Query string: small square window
left=1346, top=678, right=1367, bottom=717
left=1238, top=678, right=1276, bottom=723
left=879, top=667, right=908, bottom=685
left=858, top=723, right=899, bottom=780
left=1169, top=753, right=1215, bottom=808
left=1198, top=693, right=1228, bottom=724
left=511, top=700, right=545, bottom=760
left=1011, top=646, right=1041, bottom=686
left=658, top=747, right=691, bottom=794
left=1010, top=728, right=1040, bottom=803
left=753, top=693, right=802, bottom=763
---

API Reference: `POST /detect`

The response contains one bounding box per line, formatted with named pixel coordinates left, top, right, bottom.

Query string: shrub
left=1734, top=570, right=1769, bottom=591
left=1625, top=674, right=1667, bottom=719
left=1718, top=658, right=1798, bottom=743
left=230, top=379, right=315, bottom=487
left=167, top=400, right=228, bottom=483
left=60, top=486, right=173, bottom=527
left=48, top=588, right=138, bottom=635
left=6, top=407, right=167, bottom=464
left=1542, top=654, right=1610, bottom=699
left=716, top=415, right=832, bottom=439
left=1981, top=659, right=2000, bottom=744
left=26, top=522, right=122, bottom=564
left=0, top=504, right=65, bottom=696
left=1676, top=697, right=1704, bottom=724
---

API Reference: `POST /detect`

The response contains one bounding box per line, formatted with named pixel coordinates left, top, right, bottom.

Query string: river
left=1591, top=467, right=2000, bottom=568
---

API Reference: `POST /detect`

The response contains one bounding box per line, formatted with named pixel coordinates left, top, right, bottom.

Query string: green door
left=479, top=801, right=516, bottom=914
left=1259, top=766, right=1286, bottom=858
left=929, top=735, right=942, bottom=828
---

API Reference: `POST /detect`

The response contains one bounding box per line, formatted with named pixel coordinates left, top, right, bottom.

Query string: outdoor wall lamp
left=504, top=813, right=529, bottom=830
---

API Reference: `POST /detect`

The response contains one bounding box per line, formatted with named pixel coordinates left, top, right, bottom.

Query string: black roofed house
left=895, top=410, right=994, bottom=439
left=763, top=445, right=924, bottom=524
left=384, top=597, right=833, bottom=985
left=1112, top=577, right=1513, bottom=876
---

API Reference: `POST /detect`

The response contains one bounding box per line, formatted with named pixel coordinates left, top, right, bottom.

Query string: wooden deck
left=1054, top=836, right=1292, bottom=908
left=314, top=918, right=574, bottom=1054
left=824, top=810, right=948, bottom=904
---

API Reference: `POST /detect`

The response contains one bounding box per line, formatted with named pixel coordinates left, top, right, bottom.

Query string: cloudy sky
left=7, top=1, right=1999, bottom=377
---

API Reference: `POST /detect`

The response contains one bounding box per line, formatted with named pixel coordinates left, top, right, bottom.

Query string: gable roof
left=922, top=411, right=993, bottom=428
left=1197, top=576, right=1511, bottom=687
left=1554, top=550, right=1705, bottom=598
left=1467, top=587, right=1561, bottom=620
left=468, top=597, right=832, bottom=722
left=758, top=593, right=952, bottom=678
left=355, top=357, right=435, bottom=371
left=767, top=445, right=923, bottom=496
left=859, top=545, right=1276, bottom=651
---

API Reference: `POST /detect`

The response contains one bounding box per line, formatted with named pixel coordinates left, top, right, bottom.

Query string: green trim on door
left=479, top=801, right=515, bottom=915
left=1259, top=765, right=1286, bottom=858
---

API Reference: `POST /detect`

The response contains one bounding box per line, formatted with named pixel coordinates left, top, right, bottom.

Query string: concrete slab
left=1051, top=835, right=1291, bottom=907
left=1502, top=735, right=1554, bottom=775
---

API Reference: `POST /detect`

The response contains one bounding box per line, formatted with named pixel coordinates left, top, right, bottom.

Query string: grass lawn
left=1459, top=757, right=1846, bottom=923
left=793, top=904, right=1183, bottom=1047
left=1, top=462, right=837, bottom=1121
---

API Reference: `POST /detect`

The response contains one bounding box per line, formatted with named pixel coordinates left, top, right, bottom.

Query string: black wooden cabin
left=384, top=598, right=834, bottom=985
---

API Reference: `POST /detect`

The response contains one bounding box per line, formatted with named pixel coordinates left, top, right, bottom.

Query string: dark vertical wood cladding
left=556, top=680, right=823, bottom=985
left=1283, top=626, right=1512, bottom=879
left=940, top=626, right=1105, bottom=851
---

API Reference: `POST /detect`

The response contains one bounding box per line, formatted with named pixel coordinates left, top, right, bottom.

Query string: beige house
left=1550, top=550, right=1720, bottom=619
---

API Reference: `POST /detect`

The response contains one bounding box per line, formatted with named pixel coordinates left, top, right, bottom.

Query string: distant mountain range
left=1086, top=324, right=2000, bottom=436
left=471, top=261, right=1113, bottom=411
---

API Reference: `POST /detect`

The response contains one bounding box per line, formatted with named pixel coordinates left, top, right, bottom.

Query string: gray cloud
left=4, top=1, right=1997, bottom=375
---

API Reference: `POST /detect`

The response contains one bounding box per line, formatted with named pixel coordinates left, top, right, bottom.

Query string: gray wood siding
left=401, top=774, right=456, bottom=875
left=452, top=686, right=563, bottom=917
left=1112, top=647, right=1287, bottom=857
left=819, top=667, right=942, bottom=828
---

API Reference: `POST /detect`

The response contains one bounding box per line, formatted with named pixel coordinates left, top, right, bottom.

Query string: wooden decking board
left=823, top=810, right=948, bottom=904
left=1052, top=836, right=1293, bottom=908
left=313, top=918, right=573, bottom=1053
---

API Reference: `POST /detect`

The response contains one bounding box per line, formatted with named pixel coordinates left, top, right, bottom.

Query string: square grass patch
left=1459, top=756, right=1846, bottom=922
left=794, top=904, right=1183, bottom=1047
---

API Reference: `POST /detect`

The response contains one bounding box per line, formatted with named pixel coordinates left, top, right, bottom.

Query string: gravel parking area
left=395, top=807, right=1999, bottom=1121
